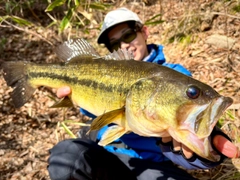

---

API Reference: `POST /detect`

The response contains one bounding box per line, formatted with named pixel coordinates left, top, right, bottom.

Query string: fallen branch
left=0, top=20, right=54, bottom=46
left=211, top=12, right=240, bottom=19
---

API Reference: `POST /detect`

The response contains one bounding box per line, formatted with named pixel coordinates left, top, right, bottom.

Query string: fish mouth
left=178, top=96, right=233, bottom=161
left=210, top=96, right=233, bottom=125
left=194, top=96, right=233, bottom=138
left=182, top=96, right=233, bottom=139
left=173, top=96, right=233, bottom=161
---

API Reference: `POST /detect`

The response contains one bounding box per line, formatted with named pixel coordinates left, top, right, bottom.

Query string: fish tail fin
left=2, top=61, right=35, bottom=108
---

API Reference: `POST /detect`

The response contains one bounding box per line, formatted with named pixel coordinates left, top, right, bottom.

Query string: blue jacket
left=143, top=44, right=192, bottom=77
left=80, top=44, right=225, bottom=170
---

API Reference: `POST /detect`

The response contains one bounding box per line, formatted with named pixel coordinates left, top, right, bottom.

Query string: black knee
left=48, top=139, right=97, bottom=180
left=47, top=138, right=136, bottom=180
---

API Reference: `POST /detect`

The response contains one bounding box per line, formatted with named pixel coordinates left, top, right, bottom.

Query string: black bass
left=1, top=39, right=233, bottom=161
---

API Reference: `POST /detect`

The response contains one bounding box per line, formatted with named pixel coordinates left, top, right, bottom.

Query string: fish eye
left=186, top=85, right=201, bottom=99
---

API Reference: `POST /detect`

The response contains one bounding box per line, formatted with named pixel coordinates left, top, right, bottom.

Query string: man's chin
left=133, top=54, right=141, bottom=61
left=134, top=57, right=142, bottom=61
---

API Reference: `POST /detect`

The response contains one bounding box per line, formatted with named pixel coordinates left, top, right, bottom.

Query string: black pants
left=47, top=138, right=197, bottom=180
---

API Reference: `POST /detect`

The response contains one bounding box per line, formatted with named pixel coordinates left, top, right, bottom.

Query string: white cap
left=97, top=7, right=142, bottom=44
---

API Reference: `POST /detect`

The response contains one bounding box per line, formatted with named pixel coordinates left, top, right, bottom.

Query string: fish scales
left=4, top=58, right=170, bottom=115
left=1, top=38, right=233, bottom=162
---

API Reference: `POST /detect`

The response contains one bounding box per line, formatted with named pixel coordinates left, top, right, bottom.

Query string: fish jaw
left=168, top=95, right=233, bottom=161
left=168, top=128, right=221, bottom=161
left=125, top=76, right=233, bottom=161
left=179, top=96, right=233, bottom=139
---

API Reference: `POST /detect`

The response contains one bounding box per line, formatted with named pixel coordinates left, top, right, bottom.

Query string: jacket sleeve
left=80, top=108, right=96, bottom=118
left=162, top=62, right=192, bottom=77
left=159, top=127, right=230, bottom=169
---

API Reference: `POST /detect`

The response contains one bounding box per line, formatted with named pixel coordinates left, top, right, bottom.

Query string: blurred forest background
left=0, top=0, right=240, bottom=179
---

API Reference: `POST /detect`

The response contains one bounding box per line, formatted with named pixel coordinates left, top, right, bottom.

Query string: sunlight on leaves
left=45, top=0, right=67, bottom=12
left=60, top=8, right=73, bottom=32
left=60, top=122, right=76, bottom=138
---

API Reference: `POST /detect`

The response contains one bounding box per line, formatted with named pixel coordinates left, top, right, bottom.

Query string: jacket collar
left=143, top=44, right=166, bottom=64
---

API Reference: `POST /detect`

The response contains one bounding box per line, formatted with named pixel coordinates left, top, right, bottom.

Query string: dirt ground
left=0, top=0, right=240, bottom=179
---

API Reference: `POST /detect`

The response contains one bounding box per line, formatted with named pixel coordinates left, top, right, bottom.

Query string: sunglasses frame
left=109, top=29, right=139, bottom=52
left=106, top=25, right=142, bottom=52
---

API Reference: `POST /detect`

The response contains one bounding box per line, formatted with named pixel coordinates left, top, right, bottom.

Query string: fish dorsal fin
left=98, top=125, right=128, bottom=146
left=55, top=38, right=101, bottom=63
left=90, top=107, right=125, bottom=131
left=104, top=49, right=134, bottom=61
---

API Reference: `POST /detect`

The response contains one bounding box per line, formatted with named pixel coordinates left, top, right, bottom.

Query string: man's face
left=107, top=23, right=149, bottom=61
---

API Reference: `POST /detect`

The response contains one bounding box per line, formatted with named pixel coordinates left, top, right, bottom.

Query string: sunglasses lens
left=122, top=30, right=137, bottom=43
left=109, top=29, right=137, bottom=52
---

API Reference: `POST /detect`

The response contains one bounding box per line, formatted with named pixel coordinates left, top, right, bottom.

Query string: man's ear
left=141, top=26, right=149, bottom=40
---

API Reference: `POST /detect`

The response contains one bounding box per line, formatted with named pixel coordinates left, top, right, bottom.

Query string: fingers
left=161, top=137, right=172, bottom=143
left=161, top=137, right=193, bottom=159
left=213, top=135, right=240, bottom=158
left=181, top=144, right=193, bottom=159
left=162, top=135, right=240, bottom=160
left=173, top=140, right=181, bottom=151
left=56, top=86, right=71, bottom=98
left=173, top=139, right=193, bottom=159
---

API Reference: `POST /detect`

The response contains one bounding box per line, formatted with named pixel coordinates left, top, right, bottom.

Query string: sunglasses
left=108, top=28, right=139, bottom=52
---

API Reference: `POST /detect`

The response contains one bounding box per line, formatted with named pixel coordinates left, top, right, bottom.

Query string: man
left=48, top=7, right=239, bottom=180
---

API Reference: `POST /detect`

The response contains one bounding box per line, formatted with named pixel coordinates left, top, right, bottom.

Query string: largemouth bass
left=1, top=38, right=233, bottom=161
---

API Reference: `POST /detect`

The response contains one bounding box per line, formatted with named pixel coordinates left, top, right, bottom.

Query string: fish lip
left=203, top=136, right=221, bottom=161
left=210, top=96, right=233, bottom=124
left=194, top=96, right=233, bottom=137
left=183, top=96, right=233, bottom=139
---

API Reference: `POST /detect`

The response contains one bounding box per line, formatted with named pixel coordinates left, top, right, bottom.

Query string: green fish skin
left=1, top=38, right=233, bottom=162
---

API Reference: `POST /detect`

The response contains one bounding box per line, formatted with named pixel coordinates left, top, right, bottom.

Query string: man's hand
left=213, top=135, right=239, bottom=158
left=56, top=86, right=71, bottom=98
left=162, top=136, right=240, bottom=159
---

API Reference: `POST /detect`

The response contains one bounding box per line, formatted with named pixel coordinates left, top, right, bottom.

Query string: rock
left=206, top=34, right=236, bottom=49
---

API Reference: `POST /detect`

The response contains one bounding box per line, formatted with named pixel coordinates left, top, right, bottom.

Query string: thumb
left=57, top=86, right=71, bottom=98
left=213, top=135, right=240, bottom=158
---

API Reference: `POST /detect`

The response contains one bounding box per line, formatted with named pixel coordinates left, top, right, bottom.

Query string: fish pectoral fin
left=50, top=96, right=74, bottom=108
left=90, top=107, right=125, bottom=131
left=98, top=125, right=128, bottom=146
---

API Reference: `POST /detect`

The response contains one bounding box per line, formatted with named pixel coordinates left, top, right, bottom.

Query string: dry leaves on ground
left=0, top=0, right=240, bottom=179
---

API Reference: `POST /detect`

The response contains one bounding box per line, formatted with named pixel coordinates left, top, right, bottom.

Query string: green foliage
left=217, top=117, right=225, bottom=128
left=0, top=0, right=111, bottom=36
left=232, top=5, right=240, bottom=12
left=44, top=0, right=111, bottom=33
left=161, top=8, right=202, bottom=46
left=45, top=0, right=67, bottom=12
left=61, top=120, right=90, bottom=138
left=145, top=13, right=164, bottom=26
left=60, top=121, right=77, bottom=138
left=217, top=109, right=235, bottom=128
left=89, top=2, right=111, bottom=10
left=168, top=33, right=193, bottom=46
left=3, top=15, right=33, bottom=26
left=59, top=7, right=74, bottom=32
